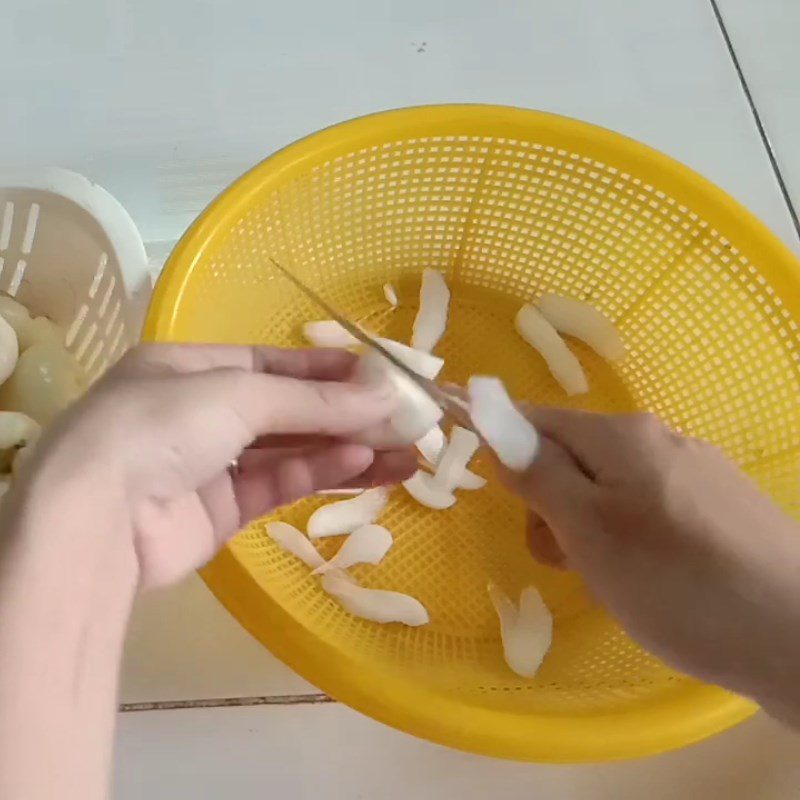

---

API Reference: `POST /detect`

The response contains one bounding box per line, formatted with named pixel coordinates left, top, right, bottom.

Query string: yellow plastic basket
left=145, top=105, right=800, bottom=762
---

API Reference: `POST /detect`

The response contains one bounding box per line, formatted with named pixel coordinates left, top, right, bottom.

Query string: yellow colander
left=145, top=105, right=800, bottom=762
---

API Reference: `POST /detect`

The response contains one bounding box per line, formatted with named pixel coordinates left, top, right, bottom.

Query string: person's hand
left=14, top=343, right=415, bottom=589
left=1, top=341, right=417, bottom=800
left=501, top=408, right=800, bottom=726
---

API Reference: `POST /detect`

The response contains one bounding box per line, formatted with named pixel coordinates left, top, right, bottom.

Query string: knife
left=268, top=256, right=475, bottom=433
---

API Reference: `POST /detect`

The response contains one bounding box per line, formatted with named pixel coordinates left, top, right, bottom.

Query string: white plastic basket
left=0, top=168, right=151, bottom=382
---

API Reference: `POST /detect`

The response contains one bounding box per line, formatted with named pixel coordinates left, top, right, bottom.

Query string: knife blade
left=268, top=256, right=475, bottom=433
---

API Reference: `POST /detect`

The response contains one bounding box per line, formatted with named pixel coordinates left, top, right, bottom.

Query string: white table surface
left=4, top=0, right=800, bottom=796
left=716, top=0, right=800, bottom=237
left=6, top=0, right=800, bottom=254
left=115, top=706, right=800, bottom=800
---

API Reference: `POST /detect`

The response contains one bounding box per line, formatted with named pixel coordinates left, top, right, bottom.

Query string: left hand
left=13, top=344, right=415, bottom=589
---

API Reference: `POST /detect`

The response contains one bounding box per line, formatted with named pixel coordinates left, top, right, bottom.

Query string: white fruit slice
left=415, top=425, right=446, bottom=465
left=22, top=316, right=65, bottom=350
left=313, top=524, right=393, bottom=575
left=0, top=411, right=40, bottom=473
left=354, top=350, right=443, bottom=447
left=0, top=411, right=40, bottom=451
left=0, top=296, right=65, bottom=351
left=411, top=269, right=449, bottom=352
left=375, top=338, right=444, bottom=380
left=321, top=570, right=429, bottom=626
left=383, top=283, right=398, bottom=307
left=488, top=583, right=553, bottom=678
left=417, top=425, right=486, bottom=490
left=0, top=342, right=84, bottom=426
left=515, top=304, right=588, bottom=396
left=307, top=487, right=390, bottom=539
left=402, top=470, right=456, bottom=509
left=538, top=293, right=626, bottom=362
left=456, top=470, right=487, bottom=490
left=0, top=314, right=18, bottom=388
left=0, top=296, right=30, bottom=344
left=302, top=320, right=361, bottom=348
left=420, top=458, right=486, bottom=490
left=266, top=521, right=325, bottom=569
left=468, top=376, right=538, bottom=472
left=433, top=426, right=480, bottom=492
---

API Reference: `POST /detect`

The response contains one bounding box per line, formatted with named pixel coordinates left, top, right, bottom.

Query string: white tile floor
left=4, top=0, right=800, bottom=796
left=120, top=576, right=315, bottom=705
left=5, top=0, right=800, bottom=252
left=716, top=0, right=800, bottom=233
left=115, top=705, right=800, bottom=800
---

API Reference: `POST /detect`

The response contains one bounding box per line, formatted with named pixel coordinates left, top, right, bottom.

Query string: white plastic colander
left=0, top=168, right=151, bottom=382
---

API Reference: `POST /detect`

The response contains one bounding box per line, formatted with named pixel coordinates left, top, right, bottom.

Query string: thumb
left=500, top=436, right=598, bottom=530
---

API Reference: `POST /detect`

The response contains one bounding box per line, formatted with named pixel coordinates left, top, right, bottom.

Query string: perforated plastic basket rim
left=200, top=549, right=756, bottom=763
left=0, top=167, right=149, bottom=297
left=147, top=104, right=800, bottom=337
left=142, top=104, right=800, bottom=761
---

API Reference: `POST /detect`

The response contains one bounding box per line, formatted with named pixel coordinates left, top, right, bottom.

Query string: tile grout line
left=709, top=0, right=800, bottom=244
left=120, top=693, right=336, bottom=713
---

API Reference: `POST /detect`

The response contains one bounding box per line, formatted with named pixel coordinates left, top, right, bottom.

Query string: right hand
left=502, top=408, right=800, bottom=727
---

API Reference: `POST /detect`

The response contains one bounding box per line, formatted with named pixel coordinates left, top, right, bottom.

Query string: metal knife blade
left=268, top=256, right=475, bottom=432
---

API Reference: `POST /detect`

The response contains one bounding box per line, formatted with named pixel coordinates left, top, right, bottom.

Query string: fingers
left=152, top=368, right=396, bottom=478
left=343, top=448, right=418, bottom=487
left=225, top=371, right=396, bottom=439
left=252, top=348, right=358, bottom=381
left=233, top=443, right=375, bottom=524
left=521, top=406, right=612, bottom=477
left=98, top=344, right=398, bottom=500
left=238, top=446, right=417, bottom=488
left=237, top=445, right=320, bottom=472
left=498, top=437, right=598, bottom=572
left=106, top=362, right=396, bottom=499
left=122, top=344, right=357, bottom=381
left=445, top=385, right=670, bottom=483
left=501, top=436, right=598, bottom=526
left=526, top=511, right=567, bottom=569
left=524, top=406, right=671, bottom=481
left=248, top=433, right=350, bottom=450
